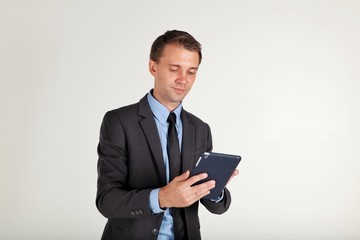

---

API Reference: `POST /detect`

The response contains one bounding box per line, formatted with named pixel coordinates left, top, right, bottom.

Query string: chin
left=174, top=93, right=187, bottom=101
left=172, top=98, right=184, bottom=104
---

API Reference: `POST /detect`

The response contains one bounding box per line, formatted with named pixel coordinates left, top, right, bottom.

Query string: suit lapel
left=181, top=110, right=196, bottom=172
left=137, top=96, right=197, bottom=183
left=138, top=96, right=167, bottom=184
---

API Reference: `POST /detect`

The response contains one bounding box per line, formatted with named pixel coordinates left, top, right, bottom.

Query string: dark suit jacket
left=96, top=94, right=231, bottom=240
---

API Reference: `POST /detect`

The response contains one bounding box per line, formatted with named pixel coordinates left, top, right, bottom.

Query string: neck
left=151, top=90, right=181, bottom=112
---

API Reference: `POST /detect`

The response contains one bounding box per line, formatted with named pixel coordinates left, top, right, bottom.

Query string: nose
left=176, top=71, right=187, bottom=85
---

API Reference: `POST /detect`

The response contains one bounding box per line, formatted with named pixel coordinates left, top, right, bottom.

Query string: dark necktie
left=167, top=112, right=186, bottom=239
left=167, top=112, right=181, bottom=180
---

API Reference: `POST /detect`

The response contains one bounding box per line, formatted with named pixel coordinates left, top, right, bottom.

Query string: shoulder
left=101, top=104, right=137, bottom=129
left=106, top=102, right=138, bottom=119
left=103, top=95, right=150, bottom=121
left=182, top=109, right=211, bottom=134
left=182, top=109, right=208, bottom=126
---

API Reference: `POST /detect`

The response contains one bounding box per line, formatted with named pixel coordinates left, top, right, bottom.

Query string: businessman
left=96, top=30, right=238, bottom=240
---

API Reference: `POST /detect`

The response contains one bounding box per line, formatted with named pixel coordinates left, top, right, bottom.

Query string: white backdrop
left=1, top=1, right=360, bottom=239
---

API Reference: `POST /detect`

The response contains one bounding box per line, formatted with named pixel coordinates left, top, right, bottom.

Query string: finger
left=233, top=169, right=239, bottom=176
left=226, top=169, right=239, bottom=186
left=193, top=188, right=211, bottom=200
left=190, top=180, right=215, bottom=199
left=187, top=172, right=208, bottom=186
left=173, top=170, right=190, bottom=182
left=194, top=191, right=204, bottom=200
left=194, top=179, right=216, bottom=191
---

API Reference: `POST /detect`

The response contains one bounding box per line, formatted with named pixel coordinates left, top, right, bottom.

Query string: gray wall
left=1, top=1, right=359, bottom=239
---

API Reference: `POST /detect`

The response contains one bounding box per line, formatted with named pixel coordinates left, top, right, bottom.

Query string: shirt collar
left=147, top=90, right=182, bottom=124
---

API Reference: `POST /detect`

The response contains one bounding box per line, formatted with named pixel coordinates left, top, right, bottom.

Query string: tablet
left=190, top=152, right=241, bottom=200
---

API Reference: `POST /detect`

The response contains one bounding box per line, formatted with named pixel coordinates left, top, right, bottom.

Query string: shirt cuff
left=149, top=188, right=165, bottom=214
left=211, top=189, right=224, bottom=203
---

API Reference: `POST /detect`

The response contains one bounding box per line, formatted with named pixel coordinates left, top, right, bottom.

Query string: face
left=149, top=43, right=200, bottom=111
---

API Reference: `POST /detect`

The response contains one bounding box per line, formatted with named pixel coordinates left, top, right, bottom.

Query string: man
left=96, top=30, right=238, bottom=240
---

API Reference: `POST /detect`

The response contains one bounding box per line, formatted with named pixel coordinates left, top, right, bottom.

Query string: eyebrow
left=169, top=64, right=198, bottom=70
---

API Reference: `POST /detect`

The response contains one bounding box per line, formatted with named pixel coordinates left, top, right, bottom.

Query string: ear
left=149, top=60, right=157, bottom=77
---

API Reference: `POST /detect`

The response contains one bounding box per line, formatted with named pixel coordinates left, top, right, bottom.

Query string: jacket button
left=130, top=211, right=136, bottom=216
left=139, top=209, right=144, bottom=214
left=151, top=228, right=158, bottom=236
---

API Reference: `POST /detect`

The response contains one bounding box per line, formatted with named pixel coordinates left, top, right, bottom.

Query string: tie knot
left=167, top=112, right=177, bottom=124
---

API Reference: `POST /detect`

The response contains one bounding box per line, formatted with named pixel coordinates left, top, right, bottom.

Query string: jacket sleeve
left=200, top=123, right=232, bottom=214
left=96, top=111, right=154, bottom=220
left=201, top=188, right=231, bottom=214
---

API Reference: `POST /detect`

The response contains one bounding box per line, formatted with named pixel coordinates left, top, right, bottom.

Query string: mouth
left=173, top=87, right=186, bottom=94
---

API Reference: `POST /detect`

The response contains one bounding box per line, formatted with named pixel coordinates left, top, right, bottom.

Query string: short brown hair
left=150, top=30, right=202, bottom=64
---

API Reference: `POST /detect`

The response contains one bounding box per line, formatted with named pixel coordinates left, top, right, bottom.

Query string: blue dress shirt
left=147, top=91, right=182, bottom=240
left=147, top=90, right=223, bottom=239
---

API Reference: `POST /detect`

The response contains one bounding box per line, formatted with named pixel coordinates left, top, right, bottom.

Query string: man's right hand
left=158, top=170, right=216, bottom=208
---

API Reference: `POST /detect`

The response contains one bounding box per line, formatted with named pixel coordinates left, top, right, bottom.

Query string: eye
left=169, top=67, right=178, bottom=72
left=188, top=69, right=197, bottom=75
